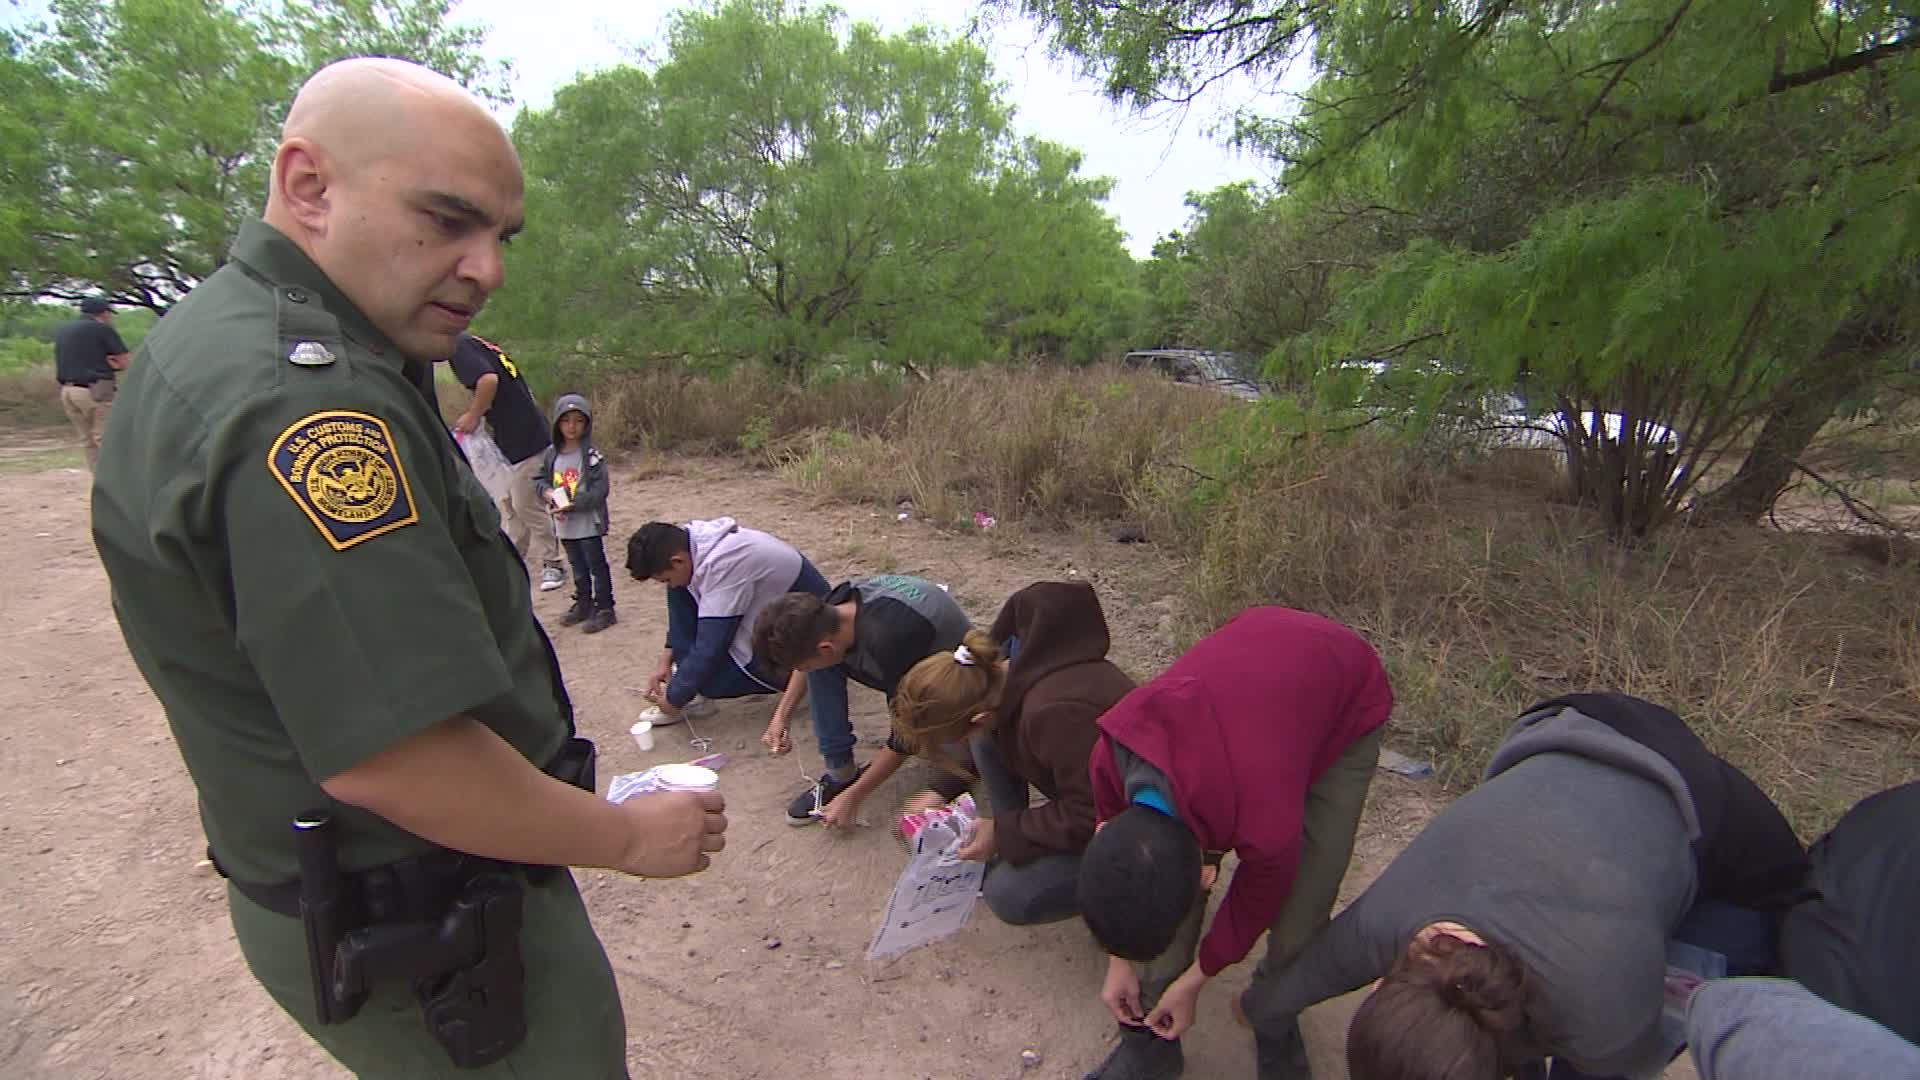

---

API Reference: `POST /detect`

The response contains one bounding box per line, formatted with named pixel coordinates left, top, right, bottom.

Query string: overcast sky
left=4, top=0, right=1300, bottom=255
left=451, top=0, right=1296, bottom=255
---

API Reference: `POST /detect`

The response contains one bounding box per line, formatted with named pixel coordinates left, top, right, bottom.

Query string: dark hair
left=626, top=522, right=690, bottom=580
left=1347, top=932, right=1536, bottom=1080
left=753, top=592, right=843, bottom=670
left=1077, top=806, right=1202, bottom=962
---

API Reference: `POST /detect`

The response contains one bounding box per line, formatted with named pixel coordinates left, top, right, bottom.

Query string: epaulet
left=274, top=285, right=346, bottom=370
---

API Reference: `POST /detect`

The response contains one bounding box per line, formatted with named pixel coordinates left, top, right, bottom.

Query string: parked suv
left=1121, top=348, right=1264, bottom=401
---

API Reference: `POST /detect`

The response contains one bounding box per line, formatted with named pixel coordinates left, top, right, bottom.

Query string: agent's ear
left=273, top=138, right=332, bottom=234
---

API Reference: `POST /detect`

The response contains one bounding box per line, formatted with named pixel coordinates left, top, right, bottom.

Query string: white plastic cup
left=629, top=720, right=655, bottom=752
left=652, top=763, right=719, bottom=793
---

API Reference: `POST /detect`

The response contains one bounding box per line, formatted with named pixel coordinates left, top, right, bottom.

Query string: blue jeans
left=806, top=664, right=856, bottom=771
left=665, top=558, right=827, bottom=699
left=562, top=536, right=613, bottom=612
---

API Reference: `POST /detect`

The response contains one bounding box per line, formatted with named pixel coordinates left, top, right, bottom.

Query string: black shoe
left=786, top=764, right=870, bottom=825
left=560, top=601, right=591, bottom=627
left=1083, top=1025, right=1183, bottom=1080
left=583, top=609, right=617, bottom=634
left=1253, top=1016, right=1310, bottom=1080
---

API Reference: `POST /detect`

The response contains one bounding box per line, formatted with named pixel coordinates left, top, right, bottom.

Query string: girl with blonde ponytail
left=891, top=581, right=1135, bottom=927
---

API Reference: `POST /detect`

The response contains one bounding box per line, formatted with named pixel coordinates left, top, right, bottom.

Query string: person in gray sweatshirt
left=1238, top=692, right=1806, bottom=1080
left=1683, top=977, right=1920, bottom=1080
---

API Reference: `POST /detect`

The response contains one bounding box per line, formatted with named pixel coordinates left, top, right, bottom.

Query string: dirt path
left=0, top=452, right=1694, bottom=1079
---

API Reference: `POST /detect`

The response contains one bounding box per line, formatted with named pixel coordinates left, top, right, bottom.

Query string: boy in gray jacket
left=535, top=393, right=615, bottom=633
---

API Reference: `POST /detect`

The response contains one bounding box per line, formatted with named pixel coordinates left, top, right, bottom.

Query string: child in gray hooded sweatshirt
left=536, top=392, right=615, bottom=633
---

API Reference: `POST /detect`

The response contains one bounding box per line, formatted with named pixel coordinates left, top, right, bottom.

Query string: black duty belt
left=209, top=736, right=597, bottom=919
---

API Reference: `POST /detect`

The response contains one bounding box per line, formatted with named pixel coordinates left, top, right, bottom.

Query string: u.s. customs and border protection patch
left=267, top=411, right=419, bottom=550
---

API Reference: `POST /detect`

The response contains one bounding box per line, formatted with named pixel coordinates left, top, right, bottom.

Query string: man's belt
left=208, top=736, right=596, bottom=916
left=203, top=736, right=595, bottom=1067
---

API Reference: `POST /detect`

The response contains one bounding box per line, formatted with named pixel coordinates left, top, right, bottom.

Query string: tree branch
left=1790, top=460, right=1910, bottom=534
left=1770, top=34, right=1916, bottom=94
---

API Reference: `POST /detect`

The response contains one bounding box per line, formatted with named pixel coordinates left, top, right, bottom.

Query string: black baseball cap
left=78, top=298, right=111, bottom=315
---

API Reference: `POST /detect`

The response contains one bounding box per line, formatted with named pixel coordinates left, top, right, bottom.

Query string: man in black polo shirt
left=55, top=297, right=132, bottom=474
left=447, top=333, right=565, bottom=591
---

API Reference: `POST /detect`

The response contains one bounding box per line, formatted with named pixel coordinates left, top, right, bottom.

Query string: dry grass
left=1156, top=437, right=1918, bottom=835
left=771, top=365, right=1231, bottom=528
left=0, top=366, right=72, bottom=429
left=555, top=363, right=915, bottom=459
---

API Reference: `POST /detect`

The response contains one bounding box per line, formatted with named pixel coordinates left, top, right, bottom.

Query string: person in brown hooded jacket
left=891, top=579, right=1136, bottom=925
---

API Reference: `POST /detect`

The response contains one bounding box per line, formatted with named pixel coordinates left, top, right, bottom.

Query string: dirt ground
left=1, top=449, right=1699, bottom=1079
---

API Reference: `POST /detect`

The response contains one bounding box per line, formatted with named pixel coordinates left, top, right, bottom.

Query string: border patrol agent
left=89, top=58, right=725, bottom=1077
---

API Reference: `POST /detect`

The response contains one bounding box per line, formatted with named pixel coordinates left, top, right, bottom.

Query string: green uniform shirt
left=92, top=220, right=570, bottom=884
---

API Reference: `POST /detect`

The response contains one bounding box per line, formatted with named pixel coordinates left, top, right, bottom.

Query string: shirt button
left=283, top=288, right=309, bottom=303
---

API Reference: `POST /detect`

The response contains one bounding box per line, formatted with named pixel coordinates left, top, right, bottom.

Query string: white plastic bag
left=867, top=794, right=984, bottom=961
left=454, top=428, right=515, bottom=504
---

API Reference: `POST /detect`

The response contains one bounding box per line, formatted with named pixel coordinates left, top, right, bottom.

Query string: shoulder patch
left=267, top=411, right=419, bottom=550
left=587, top=447, right=604, bottom=467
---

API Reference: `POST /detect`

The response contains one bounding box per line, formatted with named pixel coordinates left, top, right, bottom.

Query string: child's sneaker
left=538, top=565, right=565, bottom=592
left=560, top=600, right=591, bottom=627
left=583, top=609, right=618, bottom=634
left=786, top=764, right=870, bottom=826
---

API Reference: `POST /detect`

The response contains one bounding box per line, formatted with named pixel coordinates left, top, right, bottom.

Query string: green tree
left=1, top=0, right=509, bottom=312
left=1018, top=0, right=1920, bottom=536
left=491, top=0, right=1138, bottom=373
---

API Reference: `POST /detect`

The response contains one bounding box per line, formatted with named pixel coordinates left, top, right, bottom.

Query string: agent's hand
left=453, top=413, right=481, bottom=435
left=612, top=789, right=726, bottom=878
left=1101, top=955, right=1145, bottom=1027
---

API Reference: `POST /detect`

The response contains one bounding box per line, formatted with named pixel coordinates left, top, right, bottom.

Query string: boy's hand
left=761, top=716, right=792, bottom=755
left=820, top=790, right=863, bottom=828
left=1101, top=955, right=1145, bottom=1026
left=648, top=652, right=673, bottom=701
left=1143, top=966, right=1208, bottom=1040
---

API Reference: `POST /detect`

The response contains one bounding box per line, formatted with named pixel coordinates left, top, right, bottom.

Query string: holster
left=220, top=736, right=599, bottom=1068
left=330, top=870, right=529, bottom=1067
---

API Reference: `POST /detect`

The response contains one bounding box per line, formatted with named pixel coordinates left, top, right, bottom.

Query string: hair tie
left=953, top=644, right=976, bottom=666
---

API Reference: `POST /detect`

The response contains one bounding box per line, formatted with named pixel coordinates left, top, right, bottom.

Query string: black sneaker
left=786, top=764, right=870, bottom=826
left=583, top=609, right=618, bottom=634
left=1252, top=1016, right=1310, bottom=1080
left=560, top=601, right=591, bottom=627
left=1082, top=1026, right=1183, bottom=1080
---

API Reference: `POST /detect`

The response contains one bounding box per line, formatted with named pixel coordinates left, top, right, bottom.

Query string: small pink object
left=973, top=511, right=997, bottom=530
left=690, top=752, right=730, bottom=770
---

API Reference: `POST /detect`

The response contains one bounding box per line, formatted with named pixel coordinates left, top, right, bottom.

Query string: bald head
left=279, top=57, right=515, bottom=179
left=263, top=57, right=524, bottom=361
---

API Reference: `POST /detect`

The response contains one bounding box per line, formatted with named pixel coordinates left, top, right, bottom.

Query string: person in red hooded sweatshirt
left=1077, top=606, right=1393, bottom=1080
